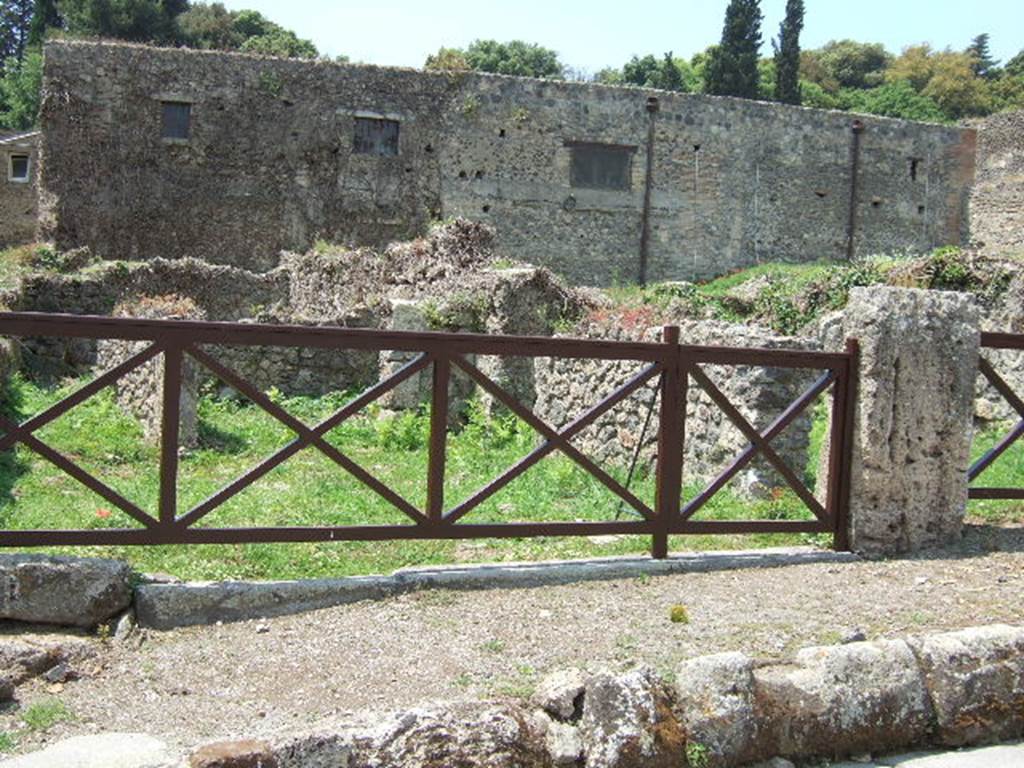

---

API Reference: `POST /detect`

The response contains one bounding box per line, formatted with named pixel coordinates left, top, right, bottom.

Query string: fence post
left=826, top=338, right=859, bottom=551
left=653, top=325, right=683, bottom=559
left=426, top=355, right=450, bottom=522
left=158, top=343, right=182, bottom=535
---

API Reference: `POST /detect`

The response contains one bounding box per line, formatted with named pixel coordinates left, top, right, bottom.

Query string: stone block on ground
left=908, top=624, right=1024, bottom=747
left=0, top=634, right=95, bottom=686
left=674, top=651, right=759, bottom=766
left=578, top=665, right=685, bottom=768
left=0, top=553, right=132, bottom=627
left=190, top=739, right=276, bottom=768
left=532, top=667, right=586, bottom=721
left=753, top=639, right=934, bottom=761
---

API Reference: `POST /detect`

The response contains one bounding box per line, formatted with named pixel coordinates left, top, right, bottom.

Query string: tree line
left=2, top=0, right=1023, bottom=132
left=0, top=0, right=321, bottom=130
left=426, top=1, right=1023, bottom=124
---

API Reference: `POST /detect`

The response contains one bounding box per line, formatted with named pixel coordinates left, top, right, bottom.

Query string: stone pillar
left=841, top=287, right=980, bottom=555
left=96, top=295, right=205, bottom=448
left=377, top=299, right=474, bottom=425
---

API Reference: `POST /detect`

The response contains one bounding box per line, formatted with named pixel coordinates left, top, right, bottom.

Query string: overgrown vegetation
left=598, top=247, right=1016, bottom=336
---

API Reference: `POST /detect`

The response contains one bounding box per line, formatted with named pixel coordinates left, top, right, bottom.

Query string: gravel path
left=3, top=523, right=1023, bottom=755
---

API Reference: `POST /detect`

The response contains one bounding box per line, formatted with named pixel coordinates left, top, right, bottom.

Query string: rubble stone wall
left=533, top=320, right=819, bottom=492
left=41, top=40, right=975, bottom=285
left=968, top=109, right=1024, bottom=258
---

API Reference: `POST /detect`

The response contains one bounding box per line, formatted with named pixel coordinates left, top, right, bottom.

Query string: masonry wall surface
left=40, top=41, right=976, bottom=284
left=0, top=132, right=39, bottom=247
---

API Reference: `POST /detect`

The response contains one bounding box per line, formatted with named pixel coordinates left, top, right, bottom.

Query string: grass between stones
left=0, top=375, right=1019, bottom=581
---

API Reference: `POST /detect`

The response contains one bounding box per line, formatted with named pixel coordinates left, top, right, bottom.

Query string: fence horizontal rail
left=0, top=312, right=856, bottom=556
left=969, top=333, right=1024, bottom=501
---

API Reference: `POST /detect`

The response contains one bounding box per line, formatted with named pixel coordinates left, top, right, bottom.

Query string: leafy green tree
left=424, top=46, right=469, bottom=71
left=840, top=80, right=945, bottom=122
left=175, top=2, right=243, bottom=50
left=28, top=0, right=62, bottom=46
left=1007, top=49, right=1024, bottom=78
left=886, top=44, right=934, bottom=90
left=988, top=72, right=1024, bottom=111
left=966, top=33, right=999, bottom=79
left=1, top=0, right=35, bottom=65
left=814, top=39, right=890, bottom=90
left=621, top=52, right=689, bottom=91
left=239, top=28, right=316, bottom=59
left=798, top=79, right=840, bottom=109
left=58, top=0, right=186, bottom=44
left=772, top=0, right=804, bottom=104
left=175, top=4, right=317, bottom=58
left=0, top=46, right=42, bottom=129
left=705, top=0, right=763, bottom=98
left=462, top=40, right=563, bottom=79
left=921, top=51, right=991, bottom=118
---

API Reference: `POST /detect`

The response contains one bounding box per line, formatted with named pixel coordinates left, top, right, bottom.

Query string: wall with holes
left=40, top=40, right=975, bottom=285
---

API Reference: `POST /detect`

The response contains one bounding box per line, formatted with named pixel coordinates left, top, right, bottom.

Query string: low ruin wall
left=534, top=320, right=818, bottom=494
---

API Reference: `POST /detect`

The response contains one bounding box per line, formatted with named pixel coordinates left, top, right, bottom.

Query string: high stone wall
left=40, top=41, right=976, bottom=285
left=968, top=110, right=1024, bottom=258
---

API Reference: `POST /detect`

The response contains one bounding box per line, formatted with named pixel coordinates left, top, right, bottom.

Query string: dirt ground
left=3, top=523, right=1023, bottom=756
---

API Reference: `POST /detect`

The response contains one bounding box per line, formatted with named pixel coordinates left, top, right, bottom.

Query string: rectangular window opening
left=161, top=101, right=192, bottom=140
left=354, top=117, right=400, bottom=157
left=569, top=143, right=634, bottom=191
left=8, top=154, right=29, bottom=182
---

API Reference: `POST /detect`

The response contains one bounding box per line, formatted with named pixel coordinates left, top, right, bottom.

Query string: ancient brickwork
left=0, top=131, right=39, bottom=247
left=40, top=41, right=975, bottom=284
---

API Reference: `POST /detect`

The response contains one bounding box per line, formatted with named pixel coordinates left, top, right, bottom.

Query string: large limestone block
left=841, top=287, right=980, bottom=555
left=579, top=666, right=684, bottom=768
left=0, top=554, right=132, bottom=628
left=753, top=639, right=933, bottom=761
left=273, top=704, right=544, bottom=767
left=674, top=652, right=760, bottom=767
left=0, top=733, right=179, bottom=768
left=908, top=624, right=1024, bottom=747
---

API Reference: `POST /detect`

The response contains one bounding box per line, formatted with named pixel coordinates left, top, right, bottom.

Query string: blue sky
left=223, top=1, right=1021, bottom=74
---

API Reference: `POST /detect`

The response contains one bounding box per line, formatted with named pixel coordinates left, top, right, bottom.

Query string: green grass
left=0, top=732, right=14, bottom=752
left=21, top=699, right=72, bottom=732
left=0, top=372, right=846, bottom=581
left=968, top=424, right=1024, bottom=524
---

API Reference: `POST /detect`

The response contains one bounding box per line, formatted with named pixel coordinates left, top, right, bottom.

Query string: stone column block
left=841, top=287, right=980, bottom=555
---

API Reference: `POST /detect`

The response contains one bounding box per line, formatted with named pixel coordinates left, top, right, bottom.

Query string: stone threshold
left=134, top=546, right=859, bottom=630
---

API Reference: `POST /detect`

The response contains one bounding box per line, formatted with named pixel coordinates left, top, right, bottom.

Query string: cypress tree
left=705, top=0, right=763, bottom=99
left=966, top=33, right=999, bottom=79
left=773, top=0, right=804, bottom=104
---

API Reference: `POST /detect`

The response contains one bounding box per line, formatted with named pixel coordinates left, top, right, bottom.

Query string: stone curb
left=134, top=546, right=858, bottom=630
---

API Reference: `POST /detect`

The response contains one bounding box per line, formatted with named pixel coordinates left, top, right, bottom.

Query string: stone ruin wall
left=533, top=320, right=819, bottom=494
left=40, top=40, right=976, bottom=285
left=968, top=109, right=1024, bottom=258
left=0, top=132, right=39, bottom=248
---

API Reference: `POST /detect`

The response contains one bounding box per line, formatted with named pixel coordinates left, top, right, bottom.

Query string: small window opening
left=815, top=190, right=827, bottom=199
left=871, top=198, right=882, bottom=208
left=161, top=101, right=191, bottom=140
left=499, top=129, right=507, bottom=138
left=424, top=143, right=434, bottom=154
left=910, top=158, right=921, bottom=181
left=458, top=170, right=467, bottom=179
left=569, top=143, right=633, bottom=191
left=475, top=170, right=484, bottom=179
left=693, top=144, right=702, bottom=153
left=918, top=205, right=926, bottom=215
left=8, top=154, right=29, bottom=182
left=482, top=204, right=491, bottom=213
left=354, top=117, right=399, bottom=156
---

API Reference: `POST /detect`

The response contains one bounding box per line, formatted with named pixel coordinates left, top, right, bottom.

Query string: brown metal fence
left=0, top=312, right=858, bottom=556
left=970, top=332, right=1024, bottom=501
